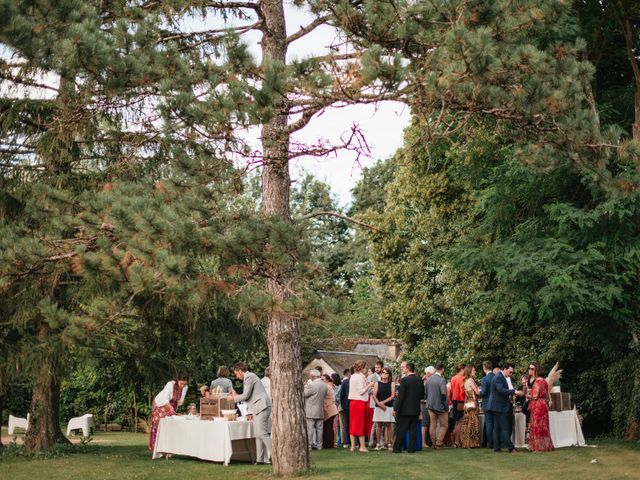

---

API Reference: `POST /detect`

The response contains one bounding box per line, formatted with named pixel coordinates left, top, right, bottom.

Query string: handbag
left=464, top=391, right=477, bottom=410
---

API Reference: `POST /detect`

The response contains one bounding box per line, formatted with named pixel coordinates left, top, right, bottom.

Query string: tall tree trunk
left=0, top=393, right=4, bottom=449
left=626, top=333, right=640, bottom=440
left=621, top=4, right=640, bottom=434
left=24, top=324, right=69, bottom=451
left=260, top=0, right=309, bottom=475
left=620, top=9, right=640, bottom=141
left=634, top=89, right=640, bottom=143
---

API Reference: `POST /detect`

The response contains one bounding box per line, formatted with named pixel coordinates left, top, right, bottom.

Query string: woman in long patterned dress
left=460, top=365, right=480, bottom=448
left=148, top=372, right=189, bottom=451
left=527, top=363, right=554, bottom=452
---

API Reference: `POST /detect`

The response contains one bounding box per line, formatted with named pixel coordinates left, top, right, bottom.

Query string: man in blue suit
left=338, top=367, right=352, bottom=447
left=479, top=360, right=495, bottom=448
left=487, top=363, right=519, bottom=453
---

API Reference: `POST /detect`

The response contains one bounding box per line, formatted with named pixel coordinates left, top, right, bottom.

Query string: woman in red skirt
left=348, top=360, right=375, bottom=452
left=148, top=372, right=189, bottom=452
left=527, top=363, right=554, bottom=452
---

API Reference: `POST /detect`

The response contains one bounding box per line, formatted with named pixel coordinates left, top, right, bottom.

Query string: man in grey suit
left=304, top=369, right=328, bottom=450
left=424, top=364, right=448, bottom=449
left=231, top=362, right=272, bottom=464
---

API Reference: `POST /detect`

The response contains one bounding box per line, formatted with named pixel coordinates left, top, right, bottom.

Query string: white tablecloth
left=549, top=409, right=585, bottom=448
left=478, top=410, right=584, bottom=449
left=477, top=412, right=526, bottom=448
left=512, top=412, right=527, bottom=448
left=152, top=417, right=255, bottom=465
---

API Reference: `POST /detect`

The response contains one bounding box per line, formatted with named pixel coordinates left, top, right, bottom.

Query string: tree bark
left=24, top=324, right=70, bottom=451
left=260, top=0, right=310, bottom=475
left=626, top=332, right=640, bottom=440
left=0, top=393, right=4, bottom=449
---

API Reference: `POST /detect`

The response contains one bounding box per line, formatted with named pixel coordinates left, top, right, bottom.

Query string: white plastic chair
left=66, top=413, right=94, bottom=437
left=8, top=414, right=30, bottom=435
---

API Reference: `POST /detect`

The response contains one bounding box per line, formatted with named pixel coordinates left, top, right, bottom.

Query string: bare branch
left=158, top=21, right=262, bottom=43
left=308, top=52, right=360, bottom=64
left=286, top=104, right=326, bottom=133
left=286, top=14, right=332, bottom=45
left=207, top=1, right=260, bottom=9
left=42, top=252, right=78, bottom=262
left=300, top=211, right=383, bottom=233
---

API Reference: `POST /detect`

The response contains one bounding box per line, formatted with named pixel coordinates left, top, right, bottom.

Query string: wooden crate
left=200, top=396, right=236, bottom=420
left=549, top=392, right=571, bottom=411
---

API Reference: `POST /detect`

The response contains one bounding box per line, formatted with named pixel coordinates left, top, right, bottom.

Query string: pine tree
left=0, top=0, right=252, bottom=451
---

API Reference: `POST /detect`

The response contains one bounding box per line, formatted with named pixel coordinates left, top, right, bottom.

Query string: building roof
left=313, top=337, right=402, bottom=351
left=306, top=350, right=382, bottom=375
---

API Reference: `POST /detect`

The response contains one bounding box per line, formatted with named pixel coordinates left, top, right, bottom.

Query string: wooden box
left=549, top=392, right=571, bottom=412
left=200, top=396, right=236, bottom=420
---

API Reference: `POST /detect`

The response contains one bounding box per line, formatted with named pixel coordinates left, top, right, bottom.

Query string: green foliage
left=367, top=114, right=640, bottom=436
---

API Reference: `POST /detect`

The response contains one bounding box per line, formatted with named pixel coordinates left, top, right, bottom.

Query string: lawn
left=1, top=428, right=639, bottom=480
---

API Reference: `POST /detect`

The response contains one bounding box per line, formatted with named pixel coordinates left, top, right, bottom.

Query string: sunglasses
left=528, top=367, right=535, bottom=370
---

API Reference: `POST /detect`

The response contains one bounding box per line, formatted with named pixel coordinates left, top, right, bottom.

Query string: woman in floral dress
left=527, top=363, right=554, bottom=452
left=148, top=372, right=189, bottom=451
left=460, top=365, right=480, bottom=448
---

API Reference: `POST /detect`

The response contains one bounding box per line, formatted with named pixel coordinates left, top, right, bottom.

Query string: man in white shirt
left=504, top=370, right=524, bottom=442
left=421, top=366, right=435, bottom=448
left=261, top=367, right=271, bottom=399
left=261, top=367, right=272, bottom=434
left=368, top=361, right=383, bottom=447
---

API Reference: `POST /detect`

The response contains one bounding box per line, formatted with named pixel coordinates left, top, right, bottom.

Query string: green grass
left=2, top=428, right=639, bottom=480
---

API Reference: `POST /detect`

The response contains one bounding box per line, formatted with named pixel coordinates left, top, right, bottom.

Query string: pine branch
left=299, top=211, right=383, bottom=233
left=0, top=69, right=58, bottom=92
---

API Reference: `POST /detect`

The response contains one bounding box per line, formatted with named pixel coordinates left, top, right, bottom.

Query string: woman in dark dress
left=372, top=367, right=396, bottom=450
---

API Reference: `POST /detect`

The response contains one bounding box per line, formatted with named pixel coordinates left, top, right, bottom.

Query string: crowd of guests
left=148, top=358, right=555, bottom=462
left=305, top=359, right=555, bottom=454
